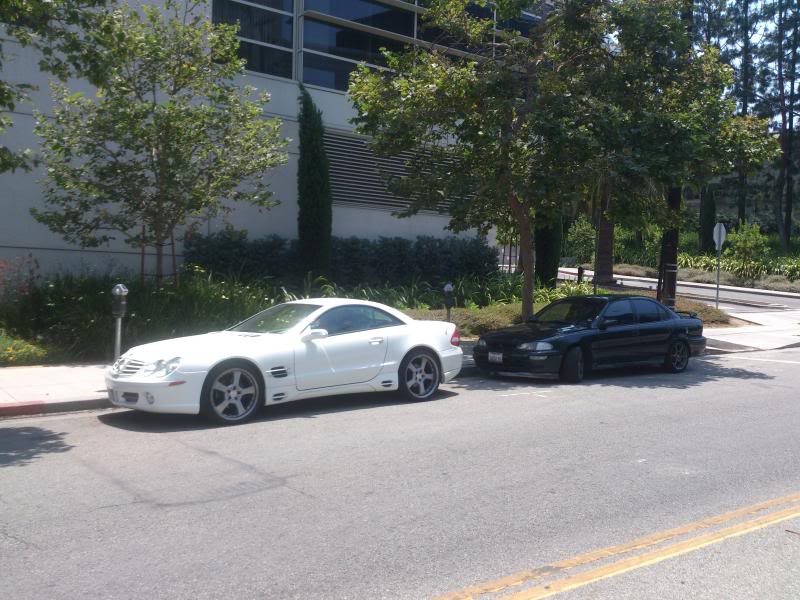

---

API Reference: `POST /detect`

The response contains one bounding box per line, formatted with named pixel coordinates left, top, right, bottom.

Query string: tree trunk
left=737, top=0, right=752, bottom=225
left=776, top=0, right=790, bottom=250
left=699, top=185, right=716, bottom=253
left=785, top=3, right=798, bottom=245
left=154, top=229, right=165, bottom=285
left=509, top=194, right=535, bottom=320
left=658, top=186, right=682, bottom=308
left=595, top=180, right=615, bottom=285
left=737, top=172, right=748, bottom=224
left=535, top=213, right=562, bottom=288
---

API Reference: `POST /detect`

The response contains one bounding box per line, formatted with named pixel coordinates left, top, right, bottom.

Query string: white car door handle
left=369, top=337, right=385, bottom=345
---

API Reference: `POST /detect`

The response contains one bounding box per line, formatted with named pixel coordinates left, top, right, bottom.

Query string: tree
left=0, top=0, right=108, bottom=174
left=297, top=85, right=332, bottom=276
left=33, top=0, right=287, bottom=283
left=350, top=1, right=592, bottom=319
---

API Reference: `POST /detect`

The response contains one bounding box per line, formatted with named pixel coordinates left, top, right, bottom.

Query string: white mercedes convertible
left=105, top=298, right=462, bottom=423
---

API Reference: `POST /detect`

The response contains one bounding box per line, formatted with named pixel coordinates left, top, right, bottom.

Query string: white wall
left=0, top=6, right=479, bottom=277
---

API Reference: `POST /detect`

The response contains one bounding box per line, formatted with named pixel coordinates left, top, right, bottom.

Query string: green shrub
left=184, top=231, right=498, bottom=286
left=724, top=222, right=770, bottom=264
left=565, top=216, right=596, bottom=263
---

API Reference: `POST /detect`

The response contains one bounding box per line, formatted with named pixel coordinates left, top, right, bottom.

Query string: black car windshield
left=229, top=303, right=321, bottom=334
left=533, top=297, right=606, bottom=324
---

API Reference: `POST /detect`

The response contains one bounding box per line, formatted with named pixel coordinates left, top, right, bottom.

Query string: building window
left=302, top=52, right=360, bottom=91
left=212, top=0, right=294, bottom=78
left=305, top=0, right=415, bottom=38
left=238, top=40, right=293, bottom=79
left=304, top=18, right=405, bottom=68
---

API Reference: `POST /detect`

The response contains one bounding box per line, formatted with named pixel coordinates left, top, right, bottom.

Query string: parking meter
left=443, top=283, right=454, bottom=322
left=111, top=284, right=128, bottom=360
left=111, top=284, right=128, bottom=318
left=577, top=266, right=584, bottom=283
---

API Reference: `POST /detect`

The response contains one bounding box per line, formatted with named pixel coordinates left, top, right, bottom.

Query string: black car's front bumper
left=689, top=336, right=707, bottom=356
left=473, top=348, right=563, bottom=378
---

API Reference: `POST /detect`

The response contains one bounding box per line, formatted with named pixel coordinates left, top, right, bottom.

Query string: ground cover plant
left=0, top=271, right=726, bottom=365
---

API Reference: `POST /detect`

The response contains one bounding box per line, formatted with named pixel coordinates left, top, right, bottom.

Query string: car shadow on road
left=450, top=358, right=774, bottom=392
left=0, top=426, right=73, bottom=468
left=98, top=389, right=460, bottom=433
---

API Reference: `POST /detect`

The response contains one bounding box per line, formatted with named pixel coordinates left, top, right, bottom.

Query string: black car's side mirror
left=598, top=317, right=619, bottom=330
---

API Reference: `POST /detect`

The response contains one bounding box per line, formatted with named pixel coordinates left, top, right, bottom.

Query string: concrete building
left=0, top=1, right=543, bottom=275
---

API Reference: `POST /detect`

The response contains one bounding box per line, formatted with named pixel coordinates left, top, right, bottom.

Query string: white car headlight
left=141, top=357, right=181, bottom=377
left=517, top=341, right=553, bottom=352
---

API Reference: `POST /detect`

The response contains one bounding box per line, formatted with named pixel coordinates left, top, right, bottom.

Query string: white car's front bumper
left=105, top=368, right=207, bottom=414
left=440, top=347, right=463, bottom=383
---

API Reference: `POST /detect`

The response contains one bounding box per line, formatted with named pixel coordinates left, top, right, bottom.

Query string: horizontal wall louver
left=322, top=131, right=448, bottom=213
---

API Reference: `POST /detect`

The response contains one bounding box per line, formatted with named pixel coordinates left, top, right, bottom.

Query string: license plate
left=488, top=352, right=503, bottom=364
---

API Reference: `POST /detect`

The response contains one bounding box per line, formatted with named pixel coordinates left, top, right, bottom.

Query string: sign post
left=713, top=223, right=727, bottom=309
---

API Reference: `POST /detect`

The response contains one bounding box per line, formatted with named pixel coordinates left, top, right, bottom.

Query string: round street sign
left=713, top=223, right=727, bottom=252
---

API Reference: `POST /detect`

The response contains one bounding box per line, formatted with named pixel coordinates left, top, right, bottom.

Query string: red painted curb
left=0, top=398, right=110, bottom=418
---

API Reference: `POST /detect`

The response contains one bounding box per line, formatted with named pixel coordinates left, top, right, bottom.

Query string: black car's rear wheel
left=560, top=347, right=585, bottom=383
left=664, top=340, right=690, bottom=373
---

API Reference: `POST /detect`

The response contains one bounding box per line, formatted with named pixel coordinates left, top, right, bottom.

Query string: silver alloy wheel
left=404, top=354, right=439, bottom=399
left=209, top=367, right=260, bottom=422
left=670, top=342, right=689, bottom=371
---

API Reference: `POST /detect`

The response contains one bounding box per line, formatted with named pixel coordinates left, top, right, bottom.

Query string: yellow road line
left=501, top=501, right=800, bottom=600
left=434, top=492, right=800, bottom=600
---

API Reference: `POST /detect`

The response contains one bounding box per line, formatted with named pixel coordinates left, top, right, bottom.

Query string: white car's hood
left=124, top=331, right=284, bottom=364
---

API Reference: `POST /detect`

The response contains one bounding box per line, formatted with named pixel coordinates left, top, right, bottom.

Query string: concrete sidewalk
left=0, top=364, right=108, bottom=417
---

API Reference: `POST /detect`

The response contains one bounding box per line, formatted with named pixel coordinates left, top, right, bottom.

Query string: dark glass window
left=303, top=52, right=358, bottom=91
left=305, top=0, right=415, bottom=37
left=632, top=299, right=662, bottom=323
left=304, top=18, right=404, bottom=66
left=603, top=299, right=636, bottom=325
left=312, top=305, right=402, bottom=335
left=245, top=0, right=293, bottom=12
left=213, top=0, right=293, bottom=48
left=238, top=41, right=293, bottom=78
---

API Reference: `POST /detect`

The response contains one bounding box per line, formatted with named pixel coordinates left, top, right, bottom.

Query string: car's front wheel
left=560, top=347, right=585, bottom=383
left=399, top=349, right=441, bottom=401
left=201, top=361, right=263, bottom=424
left=664, top=340, right=690, bottom=373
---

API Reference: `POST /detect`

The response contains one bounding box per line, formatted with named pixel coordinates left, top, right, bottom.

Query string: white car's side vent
left=269, top=366, right=288, bottom=378
left=272, top=392, right=286, bottom=402
left=380, top=380, right=393, bottom=388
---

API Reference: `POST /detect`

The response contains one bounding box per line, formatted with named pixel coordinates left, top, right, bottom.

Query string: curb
left=0, top=397, right=110, bottom=419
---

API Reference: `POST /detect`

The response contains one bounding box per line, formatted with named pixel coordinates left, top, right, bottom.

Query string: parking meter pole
left=114, top=317, right=122, bottom=360
left=716, top=250, right=721, bottom=310
left=443, top=283, right=455, bottom=323
left=111, top=283, right=129, bottom=361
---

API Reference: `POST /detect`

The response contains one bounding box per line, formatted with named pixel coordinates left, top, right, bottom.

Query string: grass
left=407, top=292, right=729, bottom=336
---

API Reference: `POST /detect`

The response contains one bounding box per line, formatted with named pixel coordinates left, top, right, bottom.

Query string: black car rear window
left=534, top=297, right=606, bottom=324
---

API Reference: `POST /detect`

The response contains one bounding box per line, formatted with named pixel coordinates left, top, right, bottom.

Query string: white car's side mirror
left=302, top=328, right=328, bottom=342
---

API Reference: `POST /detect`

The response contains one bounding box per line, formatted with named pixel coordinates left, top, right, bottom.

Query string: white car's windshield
left=230, top=303, right=321, bottom=334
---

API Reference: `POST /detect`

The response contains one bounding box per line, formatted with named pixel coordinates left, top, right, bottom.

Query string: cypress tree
left=297, top=85, right=332, bottom=276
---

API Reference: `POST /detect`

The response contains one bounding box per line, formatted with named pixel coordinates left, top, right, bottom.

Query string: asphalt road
left=3, top=349, right=800, bottom=599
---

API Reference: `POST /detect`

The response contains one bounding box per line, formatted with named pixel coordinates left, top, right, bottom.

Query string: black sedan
left=472, top=295, right=706, bottom=383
